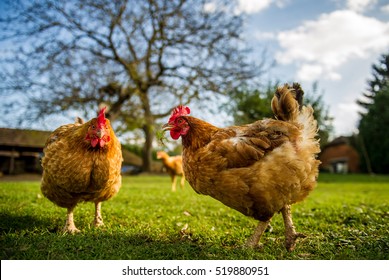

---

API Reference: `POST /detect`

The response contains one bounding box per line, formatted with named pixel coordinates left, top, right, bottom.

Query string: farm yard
left=0, top=173, right=388, bottom=260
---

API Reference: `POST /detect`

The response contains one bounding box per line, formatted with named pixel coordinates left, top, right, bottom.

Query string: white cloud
left=235, top=0, right=273, bottom=14
left=253, top=31, right=276, bottom=40
left=235, top=0, right=290, bottom=14
left=203, top=2, right=217, bottom=13
left=204, top=0, right=289, bottom=15
left=274, top=0, right=290, bottom=9
left=275, top=10, right=389, bottom=81
left=297, top=64, right=342, bottom=81
left=297, top=64, right=323, bottom=81
left=381, top=4, right=389, bottom=13
left=346, top=0, right=377, bottom=13
left=332, top=103, right=361, bottom=135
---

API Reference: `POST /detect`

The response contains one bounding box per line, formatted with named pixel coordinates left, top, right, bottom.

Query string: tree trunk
left=140, top=91, right=154, bottom=172
left=359, top=135, right=374, bottom=174
left=142, top=123, right=154, bottom=172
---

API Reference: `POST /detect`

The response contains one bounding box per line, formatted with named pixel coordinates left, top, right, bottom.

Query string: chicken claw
left=281, top=205, right=306, bottom=251
left=285, top=232, right=307, bottom=251
left=63, top=224, right=81, bottom=234
left=63, top=206, right=80, bottom=234
left=245, top=220, right=270, bottom=249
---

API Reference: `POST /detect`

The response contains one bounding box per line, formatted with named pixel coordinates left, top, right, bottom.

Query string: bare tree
left=0, top=0, right=261, bottom=171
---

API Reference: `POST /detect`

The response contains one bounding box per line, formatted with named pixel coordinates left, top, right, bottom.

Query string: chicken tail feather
left=272, top=83, right=320, bottom=154
left=271, top=83, right=304, bottom=122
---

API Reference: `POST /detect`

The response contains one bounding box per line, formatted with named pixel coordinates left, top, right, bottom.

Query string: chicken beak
left=162, top=123, right=174, bottom=131
left=96, top=129, right=104, bottom=139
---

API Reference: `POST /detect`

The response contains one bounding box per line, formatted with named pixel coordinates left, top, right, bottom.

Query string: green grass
left=0, top=173, right=388, bottom=260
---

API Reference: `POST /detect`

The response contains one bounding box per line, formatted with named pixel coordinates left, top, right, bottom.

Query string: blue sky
left=225, top=0, right=389, bottom=137
left=1, top=0, right=388, bottom=139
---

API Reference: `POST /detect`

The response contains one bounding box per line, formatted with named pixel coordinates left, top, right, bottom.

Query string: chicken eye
left=177, top=119, right=184, bottom=124
left=91, top=125, right=96, bottom=130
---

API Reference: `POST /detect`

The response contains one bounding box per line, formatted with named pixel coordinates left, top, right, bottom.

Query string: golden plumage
left=41, top=110, right=122, bottom=233
left=164, top=83, right=320, bottom=251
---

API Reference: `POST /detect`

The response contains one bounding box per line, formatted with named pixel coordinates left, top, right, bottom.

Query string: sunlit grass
left=0, top=173, right=388, bottom=259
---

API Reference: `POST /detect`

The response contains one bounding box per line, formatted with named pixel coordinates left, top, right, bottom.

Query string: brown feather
left=271, top=83, right=304, bottom=122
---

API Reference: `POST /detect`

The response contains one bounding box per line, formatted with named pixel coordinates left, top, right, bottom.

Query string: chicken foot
left=281, top=205, right=306, bottom=251
left=63, top=206, right=80, bottom=234
left=245, top=220, right=271, bottom=248
left=93, top=201, right=104, bottom=227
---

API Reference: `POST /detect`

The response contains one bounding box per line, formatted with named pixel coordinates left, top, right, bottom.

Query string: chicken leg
left=245, top=220, right=270, bottom=248
left=171, top=175, right=177, bottom=191
left=94, top=201, right=104, bottom=227
left=180, top=176, right=185, bottom=189
left=63, top=205, right=80, bottom=234
left=281, top=205, right=306, bottom=251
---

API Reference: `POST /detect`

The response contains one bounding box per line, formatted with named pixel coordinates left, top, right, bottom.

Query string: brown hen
left=163, top=83, right=320, bottom=251
left=41, top=107, right=122, bottom=233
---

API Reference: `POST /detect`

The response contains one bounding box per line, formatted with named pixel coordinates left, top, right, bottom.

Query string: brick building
left=319, top=137, right=360, bottom=173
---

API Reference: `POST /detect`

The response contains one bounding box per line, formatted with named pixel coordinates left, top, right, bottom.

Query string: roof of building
left=322, top=136, right=350, bottom=149
left=0, top=128, right=51, bottom=148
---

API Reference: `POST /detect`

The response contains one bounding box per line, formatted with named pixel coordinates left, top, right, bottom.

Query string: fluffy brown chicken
left=163, top=83, right=320, bottom=251
left=41, top=107, right=123, bottom=233
left=157, top=151, right=185, bottom=191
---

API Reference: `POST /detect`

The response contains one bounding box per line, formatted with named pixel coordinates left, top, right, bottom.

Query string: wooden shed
left=0, top=128, right=51, bottom=175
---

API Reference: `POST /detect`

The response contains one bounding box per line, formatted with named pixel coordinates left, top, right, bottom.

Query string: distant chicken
left=41, top=107, right=122, bottom=233
left=163, top=83, right=320, bottom=251
left=157, top=151, right=185, bottom=191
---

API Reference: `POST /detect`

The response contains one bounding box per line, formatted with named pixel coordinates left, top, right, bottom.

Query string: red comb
left=169, top=105, right=190, bottom=123
left=97, top=107, right=107, bottom=126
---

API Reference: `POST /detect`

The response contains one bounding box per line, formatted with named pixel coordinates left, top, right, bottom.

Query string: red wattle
left=170, top=129, right=181, bottom=140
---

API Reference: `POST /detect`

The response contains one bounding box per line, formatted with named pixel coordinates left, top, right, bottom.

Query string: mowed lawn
left=0, top=173, right=388, bottom=260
